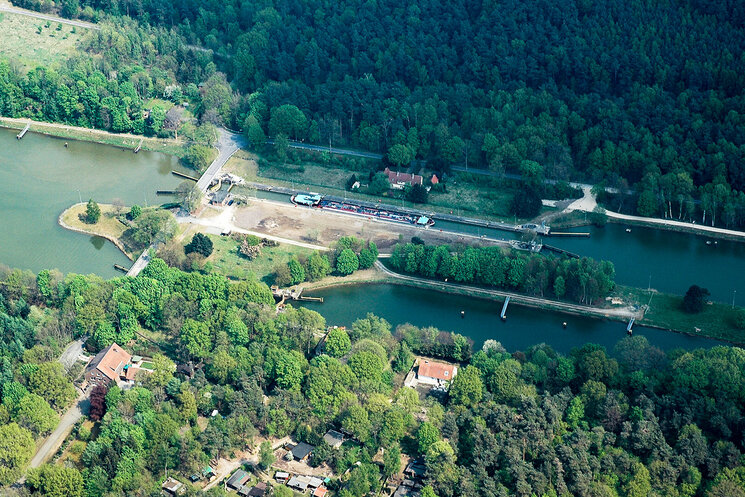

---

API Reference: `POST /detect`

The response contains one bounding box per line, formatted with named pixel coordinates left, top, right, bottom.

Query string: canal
left=297, top=283, right=722, bottom=353
left=255, top=188, right=745, bottom=304
left=0, top=128, right=185, bottom=277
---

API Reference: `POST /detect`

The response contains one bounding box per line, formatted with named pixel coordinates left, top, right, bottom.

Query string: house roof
left=227, top=470, right=249, bottom=488
left=384, top=167, right=423, bottom=186
left=291, top=442, right=314, bottom=459
left=162, top=477, right=183, bottom=493
left=417, top=360, right=456, bottom=381
left=87, top=343, right=131, bottom=382
left=275, top=471, right=290, bottom=480
left=323, top=430, right=344, bottom=448
left=125, top=366, right=140, bottom=381
left=287, top=477, right=309, bottom=491
left=314, top=487, right=328, bottom=497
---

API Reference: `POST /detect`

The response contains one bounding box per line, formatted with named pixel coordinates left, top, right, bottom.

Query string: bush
left=407, top=184, right=429, bottom=203
left=335, top=249, right=360, bottom=275
left=325, top=328, right=351, bottom=357
left=683, top=285, right=710, bottom=313
left=128, top=204, right=142, bottom=220
left=85, top=199, right=100, bottom=224
left=182, top=144, right=213, bottom=171
left=510, top=187, right=542, bottom=218
left=184, top=233, right=213, bottom=257
left=288, top=258, right=305, bottom=285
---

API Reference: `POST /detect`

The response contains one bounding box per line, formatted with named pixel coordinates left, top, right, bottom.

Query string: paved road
left=126, top=247, right=152, bottom=277
left=25, top=392, right=90, bottom=473
left=0, top=4, right=100, bottom=29
left=57, top=338, right=87, bottom=372
left=196, top=128, right=245, bottom=192
left=266, top=139, right=383, bottom=160
left=374, top=260, right=640, bottom=320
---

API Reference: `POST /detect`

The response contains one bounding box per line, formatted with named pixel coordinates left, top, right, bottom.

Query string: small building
left=226, top=469, right=250, bottom=490
left=314, top=487, right=328, bottom=497
left=404, top=460, right=427, bottom=480
left=323, top=430, right=344, bottom=449
left=275, top=471, right=290, bottom=483
left=248, top=482, right=268, bottom=497
left=238, top=486, right=252, bottom=497
left=85, top=343, right=132, bottom=388
left=290, top=442, right=314, bottom=461
left=430, top=174, right=439, bottom=185
left=288, top=476, right=310, bottom=492
left=394, top=485, right=420, bottom=497
left=383, top=167, right=423, bottom=189
left=162, top=477, right=185, bottom=496
left=211, top=189, right=230, bottom=206
left=307, top=477, right=323, bottom=489
left=417, top=359, right=457, bottom=387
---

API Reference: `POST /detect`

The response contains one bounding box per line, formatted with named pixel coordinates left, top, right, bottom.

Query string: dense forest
left=6, top=0, right=745, bottom=227
left=2, top=261, right=745, bottom=496
left=389, top=242, right=616, bottom=304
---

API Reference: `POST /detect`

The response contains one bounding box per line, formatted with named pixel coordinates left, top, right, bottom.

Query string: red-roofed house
left=384, top=168, right=423, bottom=189
left=85, top=343, right=132, bottom=388
left=417, top=359, right=457, bottom=387
left=430, top=174, right=439, bottom=185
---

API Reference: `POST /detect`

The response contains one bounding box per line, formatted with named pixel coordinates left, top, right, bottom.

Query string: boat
left=509, top=240, right=543, bottom=253
left=290, top=194, right=435, bottom=227
left=626, top=228, right=632, bottom=233
left=519, top=223, right=550, bottom=235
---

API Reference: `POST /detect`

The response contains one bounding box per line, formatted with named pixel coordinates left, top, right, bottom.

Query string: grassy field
left=59, top=203, right=136, bottom=259
left=619, top=286, right=745, bottom=344
left=205, top=234, right=314, bottom=283
left=0, top=12, right=88, bottom=70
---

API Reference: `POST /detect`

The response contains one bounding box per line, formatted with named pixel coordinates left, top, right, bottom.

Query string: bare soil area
left=233, top=199, right=505, bottom=252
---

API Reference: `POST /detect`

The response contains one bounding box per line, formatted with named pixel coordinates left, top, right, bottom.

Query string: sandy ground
left=232, top=199, right=504, bottom=252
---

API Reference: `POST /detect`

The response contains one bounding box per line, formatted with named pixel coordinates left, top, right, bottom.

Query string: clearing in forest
left=0, top=11, right=86, bottom=70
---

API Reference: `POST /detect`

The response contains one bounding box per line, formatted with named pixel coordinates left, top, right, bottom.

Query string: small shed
left=162, top=477, right=185, bottom=495
left=314, top=487, right=328, bottom=497
left=249, top=482, right=268, bottom=497
left=226, top=469, right=250, bottom=490
left=291, top=442, right=314, bottom=461
left=275, top=471, right=290, bottom=483
left=323, top=430, right=344, bottom=449
left=287, top=476, right=310, bottom=492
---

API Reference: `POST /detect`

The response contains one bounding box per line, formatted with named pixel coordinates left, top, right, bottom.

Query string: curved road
left=374, top=260, right=640, bottom=320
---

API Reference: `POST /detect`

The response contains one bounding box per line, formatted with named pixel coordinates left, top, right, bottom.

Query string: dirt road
left=232, top=198, right=508, bottom=252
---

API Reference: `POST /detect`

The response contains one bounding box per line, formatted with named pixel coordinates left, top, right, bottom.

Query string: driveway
left=58, top=338, right=87, bottom=372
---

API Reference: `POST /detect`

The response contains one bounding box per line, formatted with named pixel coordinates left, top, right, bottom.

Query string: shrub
left=683, top=285, right=710, bottom=314
left=85, top=199, right=100, bottom=224
left=184, top=233, right=213, bottom=257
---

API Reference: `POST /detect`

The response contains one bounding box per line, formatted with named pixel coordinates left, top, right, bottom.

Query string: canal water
left=256, top=188, right=745, bottom=304
left=0, top=128, right=184, bottom=277
left=297, top=284, right=722, bottom=353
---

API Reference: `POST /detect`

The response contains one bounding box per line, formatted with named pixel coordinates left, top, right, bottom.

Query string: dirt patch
left=233, top=199, right=505, bottom=252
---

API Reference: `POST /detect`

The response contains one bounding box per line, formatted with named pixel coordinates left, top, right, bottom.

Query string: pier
left=500, top=297, right=510, bottom=320
left=16, top=121, right=30, bottom=139
left=547, top=232, right=590, bottom=237
left=542, top=244, right=581, bottom=259
left=626, top=317, right=635, bottom=333
left=171, top=170, right=199, bottom=181
left=134, top=138, right=143, bottom=153
left=271, top=286, right=324, bottom=305
left=113, top=263, right=130, bottom=273
left=156, top=190, right=178, bottom=195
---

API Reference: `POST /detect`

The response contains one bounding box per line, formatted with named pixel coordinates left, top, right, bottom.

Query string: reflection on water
left=90, top=236, right=106, bottom=250
left=0, top=128, right=184, bottom=277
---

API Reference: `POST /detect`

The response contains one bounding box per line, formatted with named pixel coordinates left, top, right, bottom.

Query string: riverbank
left=58, top=203, right=135, bottom=261
left=0, top=117, right=185, bottom=157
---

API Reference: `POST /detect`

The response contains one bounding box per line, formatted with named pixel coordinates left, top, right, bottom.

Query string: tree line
left=389, top=242, right=616, bottom=304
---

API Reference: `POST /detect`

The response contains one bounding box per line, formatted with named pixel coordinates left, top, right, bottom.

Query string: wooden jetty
left=542, top=244, right=581, bottom=259
left=500, top=296, right=510, bottom=320
left=113, top=263, right=130, bottom=273
left=626, top=317, right=635, bottom=334
left=546, top=232, right=590, bottom=237
left=172, top=170, right=199, bottom=181
left=16, top=121, right=30, bottom=139
left=271, top=286, right=324, bottom=304
left=156, top=190, right=178, bottom=195
left=134, top=138, right=143, bottom=153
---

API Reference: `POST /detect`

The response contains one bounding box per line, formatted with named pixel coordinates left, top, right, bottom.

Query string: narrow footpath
left=374, top=260, right=641, bottom=321
left=566, top=187, right=745, bottom=240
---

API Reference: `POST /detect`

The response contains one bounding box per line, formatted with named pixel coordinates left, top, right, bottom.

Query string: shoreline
left=58, top=204, right=135, bottom=262
left=0, top=116, right=184, bottom=157
left=299, top=263, right=744, bottom=347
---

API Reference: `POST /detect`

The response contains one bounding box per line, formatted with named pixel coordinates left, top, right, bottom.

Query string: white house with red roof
left=416, top=359, right=457, bottom=387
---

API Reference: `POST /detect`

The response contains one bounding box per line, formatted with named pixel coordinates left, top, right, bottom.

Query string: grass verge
left=622, top=286, right=745, bottom=344
left=0, top=12, right=88, bottom=70
left=59, top=203, right=135, bottom=260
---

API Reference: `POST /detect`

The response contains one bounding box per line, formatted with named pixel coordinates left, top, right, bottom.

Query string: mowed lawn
left=205, top=234, right=314, bottom=283
left=0, top=12, right=88, bottom=69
